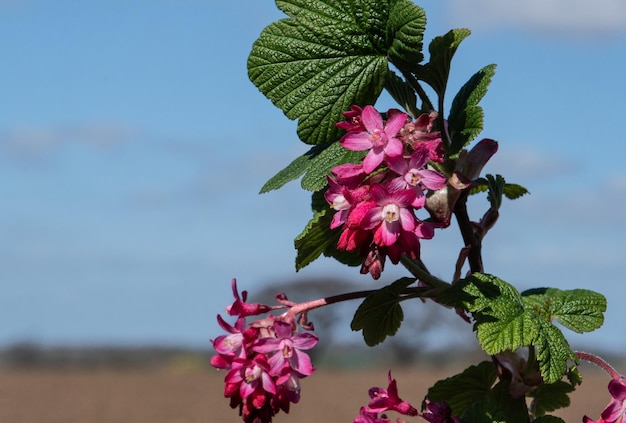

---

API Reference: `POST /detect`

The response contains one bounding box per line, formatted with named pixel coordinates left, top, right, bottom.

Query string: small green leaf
left=414, top=28, right=472, bottom=97
left=426, top=361, right=497, bottom=417
left=448, top=64, right=497, bottom=157
left=294, top=192, right=361, bottom=270
left=300, top=142, right=365, bottom=191
left=528, top=381, right=574, bottom=417
left=260, top=141, right=365, bottom=193
left=503, top=183, right=529, bottom=200
left=259, top=144, right=328, bottom=193
left=470, top=175, right=529, bottom=204
left=351, top=277, right=416, bottom=346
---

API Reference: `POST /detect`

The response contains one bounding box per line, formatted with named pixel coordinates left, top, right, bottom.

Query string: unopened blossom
left=421, top=399, right=459, bottom=423
left=227, top=278, right=272, bottom=318
left=340, top=105, right=407, bottom=173
left=584, top=377, right=626, bottom=423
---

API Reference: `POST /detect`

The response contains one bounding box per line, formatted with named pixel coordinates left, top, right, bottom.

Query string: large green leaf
left=249, top=0, right=426, bottom=146
left=452, top=274, right=578, bottom=383
left=425, top=361, right=497, bottom=417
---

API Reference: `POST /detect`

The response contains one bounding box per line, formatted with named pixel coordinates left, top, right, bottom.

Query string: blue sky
left=0, top=1, right=625, bottom=352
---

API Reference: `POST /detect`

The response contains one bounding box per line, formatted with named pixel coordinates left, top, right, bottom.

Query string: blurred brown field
left=0, top=363, right=610, bottom=423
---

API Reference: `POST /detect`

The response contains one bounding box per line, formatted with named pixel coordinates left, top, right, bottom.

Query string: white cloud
left=445, top=0, right=626, bottom=36
left=0, top=123, right=137, bottom=158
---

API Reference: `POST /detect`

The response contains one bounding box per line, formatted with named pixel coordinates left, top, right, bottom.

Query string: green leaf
left=384, top=69, right=421, bottom=117
left=454, top=274, right=577, bottom=383
left=248, top=0, right=427, bottom=146
left=386, top=0, right=427, bottom=68
left=503, top=183, right=529, bottom=200
left=459, top=398, right=505, bottom=423
left=300, top=142, right=365, bottom=191
left=294, top=191, right=361, bottom=270
left=470, top=175, right=529, bottom=204
left=528, top=381, right=574, bottom=417
left=260, top=141, right=365, bottom=193
left=426, top=361, right=498, bottom=417
left=522, top=288, right=606, bottom=334
left=414, top=28, right=472, bottom=97
left=350, top=277, right=416, bottom=346
left=490, top=381, right=531, bottom=423
left=448, top=64, right=497, bottom=157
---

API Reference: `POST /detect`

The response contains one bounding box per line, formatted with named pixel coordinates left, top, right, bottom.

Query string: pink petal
left=399, top=208, right=416, bottom=231
left=362, top=149, right=384, bottom=173
left=292, top=333, right=319, bottom=350
left=384, top=137, right=404, bottom=157
left=341, top=131, right=374, bottom=151
left=380, top=221, right=400, bottom=246
left=386, top=154, right=409, bottom=175
left=361, top=207, right=383, bottom=230
left=361, top=105, right=383, bottom=133
left=384, top=110, right=408, bottom=136
left=293, top=349, right=315, bottom=376
left=419, top=169, right=447, bottom=190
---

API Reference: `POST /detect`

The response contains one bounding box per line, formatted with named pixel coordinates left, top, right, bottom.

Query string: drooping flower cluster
left=327, top=105, right=448, bottom=279
left=211, top=279, right=319, bottom=423
left=354, top=372, right=458, bottom=423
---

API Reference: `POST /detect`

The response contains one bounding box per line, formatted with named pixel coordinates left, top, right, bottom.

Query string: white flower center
left=405, top=169, right=421, bottom=186
left=382, top=204, right=400, bottom=223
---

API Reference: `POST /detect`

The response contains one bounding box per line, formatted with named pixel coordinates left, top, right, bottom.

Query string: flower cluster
left=211, top=279, right=319, bottom=423
left=327, top=105, right=448, bottom=279
left=354, top=372, right=458, bottom=423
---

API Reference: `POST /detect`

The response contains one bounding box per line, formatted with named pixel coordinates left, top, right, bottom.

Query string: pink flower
left=584, top=377, right=626, bottom=423
left=397, top=111, right=444, bottom=163
left=340, top=105, right=407, bottom=173
left=336, top=105, right=365, bottom=132
left=253, top=321, right=318, bottom=377
left=210, top=315, right=246, bottom=368
left=367, top=371, right=418, bottom=416
left=361, top=184, right=417, bottom=247
left=225, top=355, right=276, bottom=404
left=387, top=148, right=447, bottom=208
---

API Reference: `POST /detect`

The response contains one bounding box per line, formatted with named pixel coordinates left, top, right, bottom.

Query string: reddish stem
left=575, top=351, right=623, bottom=380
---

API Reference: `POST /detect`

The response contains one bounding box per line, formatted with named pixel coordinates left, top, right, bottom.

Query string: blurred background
left=0, top=1, right=625, bottom=420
